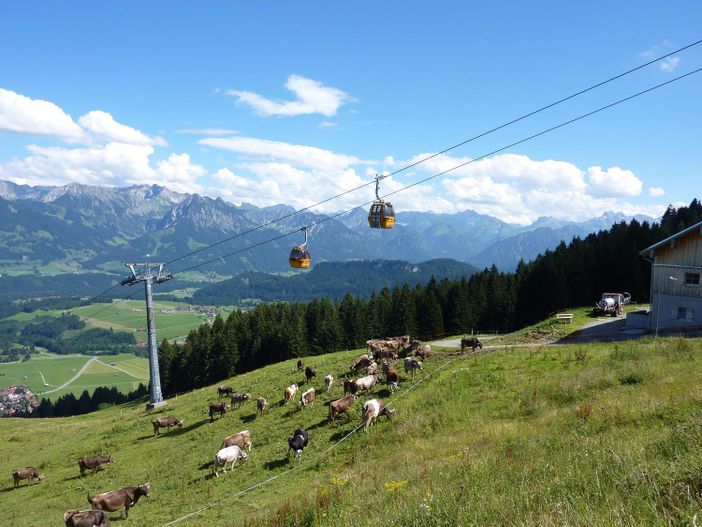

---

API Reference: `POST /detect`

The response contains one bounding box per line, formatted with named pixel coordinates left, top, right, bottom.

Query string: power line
left=169, top=66, right=702, bottom=277
left=162, top=38, right=702, bottom=270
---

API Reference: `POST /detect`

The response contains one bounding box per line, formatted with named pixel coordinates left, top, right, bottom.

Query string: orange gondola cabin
left=289, top=226, right=311, bottom=269
left=368, top=174, right=395, bottom=229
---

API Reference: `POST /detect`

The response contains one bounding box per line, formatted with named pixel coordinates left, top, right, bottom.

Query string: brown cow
left=64, top=509, right=111, bottom=527
left=11, top=467, right=43, bottom=487
left=209, top=401, right=230, bottom=421
left=382, top=362, right=400, bottom=393
left=296, top=359, right=305, bottom=372
left=343, top=378, right=357, bottom=395
left=300, top=387, right=316, bottom=408
left=328, top=394, right=356, bottom=422
left=460, top=336, right=483, bottom=353
left=230, top=392, right=251, bottom=408
left=220, top=429, right=252, bottom=452
left=256, top=396, right=268, bottom=416
left=350, top=353, right=373, bottom=373
left=88, top=483, right=150, bottom=519
left=151, top=416, right=183, bottom=435
left=217, top=385, right=233, bottom=397
left=78, top=455, right=114, bottom=476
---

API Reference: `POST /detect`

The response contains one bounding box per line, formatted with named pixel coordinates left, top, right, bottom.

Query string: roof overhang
left=639, top=220, right=702, bottom=259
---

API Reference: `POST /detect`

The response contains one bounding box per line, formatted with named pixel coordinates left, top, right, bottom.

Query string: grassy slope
left=1, top=337, right=701, bottom=526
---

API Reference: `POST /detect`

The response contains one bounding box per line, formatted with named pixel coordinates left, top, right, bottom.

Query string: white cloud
left=178, top=128, right=239, bottom=136
left=78, top=111, right=166, bottom=146
left=586, top=166, right=642, bottom=197
left=660, top=56, right=680, bottom=72
left=0, top=88, right=86, bottom=142
left=227, top=75, right=352, bottom=117
left=648, top=186, right=665, bottom=197
left=319, top=121, right=338, bottom=129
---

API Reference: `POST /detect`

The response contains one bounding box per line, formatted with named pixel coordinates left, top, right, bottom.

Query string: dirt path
left=95, top=358, right=146, bottom=380
left=40, top=356, right=97, bottom=395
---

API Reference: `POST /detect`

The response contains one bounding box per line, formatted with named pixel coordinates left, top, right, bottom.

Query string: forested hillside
left=157, top=200, right=702, bottom=397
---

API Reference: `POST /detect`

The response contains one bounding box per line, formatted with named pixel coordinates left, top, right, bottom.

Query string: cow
left=151, top=416, right=183, bottom=435
left=64, top=509, right=111, bottom=527
left=288, top=428, right=308, bottom=460
left=350, top=353, right=374, bottom=373
left=209, top=401, right=230, bottom=421
left=256, top=396, right=268, bottom=416
left=78, top=455, right=114, bottom=476
left=353, top=373, right=378, bottom=393
left=300, top=387, right=316, bottom=408
left=328, top=394, right=356, bottom=422
left=382, top=362, right=400, bottom=393
left=296, top=359, right=304, bottom=372
left=411, top=341, right=432, bottom=360
left=284, top=383, right=298, bottom=404
left=213, top=445, right=248, bottom=477
left=460, top=336, right=483, bottom=353
left=360, top=399, right=396, bottom=432
left=220, top=430, right=252, bottom=452
left=87, top=483, right=150, bottom=519
left=304, top=366, right=316, bottom=384
left=217, top=385, right=233, bottom=397
left=365, top=361, right=379, bottom=375
left=343, top=378, right=357, bottom=395
left=403, top=357, right=422, bottom=377
left=230, top=392, right=251, bottom=408
left=324, top=374, right=334, bottom=392
left=11, top=467, right=43, bottom=487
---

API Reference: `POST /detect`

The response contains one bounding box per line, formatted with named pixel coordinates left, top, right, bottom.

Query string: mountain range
left=0, top=179, right=656, bottom=277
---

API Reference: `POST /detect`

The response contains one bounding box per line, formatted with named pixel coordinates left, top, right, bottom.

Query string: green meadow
left=1, top=334, right=701, bottom=526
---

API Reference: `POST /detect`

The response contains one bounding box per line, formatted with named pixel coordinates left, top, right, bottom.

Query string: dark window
left=684, top=272, right=700, bottom=285
left=677, top=307, right=694, bottom=321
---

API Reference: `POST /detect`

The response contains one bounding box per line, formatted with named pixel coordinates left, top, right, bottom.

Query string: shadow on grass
left=307, top=417, right=330, bottom=431
left=62, top=474, right=84, bottom=482
left=329, top=429, right=351, bottom=442
left=166, top=419, right=209, bottom=436
left=376, top=388, right=392, bottom=398
left=240, top=413, right=257, bottom=424
left=264, top=457, right=289, bottom=470
left=0, top=486, right=19, bottom=493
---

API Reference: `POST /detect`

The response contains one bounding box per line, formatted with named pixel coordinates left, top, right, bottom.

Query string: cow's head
left=140, top=483, right=151, bottom=497
left=108, top=456, right=115, bottom=463
left=37, top=473, right=45, bottom=482
left=176, top=419, right=184, bottom=427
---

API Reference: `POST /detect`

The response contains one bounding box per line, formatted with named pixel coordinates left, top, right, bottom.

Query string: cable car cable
left=160, top=38, right=702, bottom=270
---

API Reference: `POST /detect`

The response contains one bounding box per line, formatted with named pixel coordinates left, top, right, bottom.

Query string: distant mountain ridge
left=0, top=179, right=656, bottom=275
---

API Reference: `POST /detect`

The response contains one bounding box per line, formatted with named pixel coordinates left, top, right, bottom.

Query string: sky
left=0, top=1, right=700, bottom=225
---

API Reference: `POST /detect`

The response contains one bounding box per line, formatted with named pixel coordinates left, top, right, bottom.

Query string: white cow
left=300, top=387, right=316, bottom=408
left=354, top=373, right=378, bottom=393
left=360, top=399, right=396, bottom=432
left=213, top=445, right=248, bottom=477
left=324, top=374, right=334, bottom=392
left=284, top=383, right=298, bottom=404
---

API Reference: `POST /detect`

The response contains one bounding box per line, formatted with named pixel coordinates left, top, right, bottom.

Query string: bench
left=555, top=313, right=573, bottom=324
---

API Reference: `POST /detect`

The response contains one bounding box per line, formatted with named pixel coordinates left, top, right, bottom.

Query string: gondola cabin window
left=684, top=272, right=700, bottom=286
left=368, top=201, right=395, bottom=229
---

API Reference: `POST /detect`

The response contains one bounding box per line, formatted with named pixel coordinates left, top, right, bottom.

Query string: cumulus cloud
left=649, top=186, right=665, bottom=197
left=0, top=88, right=86, bottom=142
left=78, top=111, right=166, bottom=146
left=226, top=75, right=352, bottom=117
left=586, top=166, right=642, bottom=197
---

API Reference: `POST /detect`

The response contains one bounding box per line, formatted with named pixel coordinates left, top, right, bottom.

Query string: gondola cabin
left=368, top=201, right=395, bottom=229
left=289, top=246, right=311, bottom=269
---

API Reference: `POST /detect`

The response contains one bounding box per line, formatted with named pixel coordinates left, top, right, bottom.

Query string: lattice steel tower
left=121, top=259, right=172, bottom=409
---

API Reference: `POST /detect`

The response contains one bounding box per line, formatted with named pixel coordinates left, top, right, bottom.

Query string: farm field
left=1, top=335, right=701, bottom=526
left=0, top=353, right=149, bottom=401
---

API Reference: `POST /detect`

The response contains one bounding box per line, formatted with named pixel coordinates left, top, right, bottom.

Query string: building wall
left=647, top=293, right=702, bottom=331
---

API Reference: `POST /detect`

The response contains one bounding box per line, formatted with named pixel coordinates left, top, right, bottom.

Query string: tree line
left=156, top=200, right=702, bottom=397
left=32, top=384, right=148, bottom=418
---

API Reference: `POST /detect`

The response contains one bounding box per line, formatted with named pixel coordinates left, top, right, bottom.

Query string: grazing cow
left=221, top=430, right=252, bottom=452
left=217, top=385, right=233, bottom=397
left=350, top=354, right=374, bottom=373
left=353, top=373, right=379, bottom=393
left=328, top=394, right=356, bottom=422
left=403, top=357, right=422, bottom=377
left=296, top=359, right=304, bottom=372
left=151, top=416, right=183, bottom=435
left=288, top=428, right=308, bottom=460
left=343, top=378, right=357, bottom=395
left=304, top=366, right=316, bottom=384
left=324, top=374, right=334, bottom=392
left=256, top=396, right=268, bottom=416
left=360, top=399, right=396, bottom=432
left=78, top=455, right=114, bottom=476
left=382, top=362, right=400, bottom=393
left=365, top=361, right=379, bottom=375
left=88, top=483, right=150, bottom=519
left=64, top=509, right=111, bottom=527
left=284, top=383, right=298, bottom=404
left=11, top=467, right=43, bottom=487
left=213, top=445, right=248, bottom=477
left=300, top=387, right=316, bottom=408
left=230, top=392, right=251, bottom=408
left=460, top=336, right=483, bottom=353
left=415, top=344, right=432, bottom=360
left=209, top=401, right=230, bottom=421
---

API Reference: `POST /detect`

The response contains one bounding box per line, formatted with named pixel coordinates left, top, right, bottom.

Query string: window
left=684, top=272, right=700, bottom=286
left=676, top=307, right=695, bottom=321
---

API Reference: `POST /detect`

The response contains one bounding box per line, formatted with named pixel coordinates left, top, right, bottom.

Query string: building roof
left=639, top=219, right=702, bottom=257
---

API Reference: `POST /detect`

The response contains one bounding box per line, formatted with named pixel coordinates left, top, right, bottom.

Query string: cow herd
left=11, top=334, right=440, bottom=525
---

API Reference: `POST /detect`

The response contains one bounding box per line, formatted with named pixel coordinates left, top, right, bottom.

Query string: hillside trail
left=95, top=358, right=146, bottom=380
left=40, top=356, right=97, bottom=395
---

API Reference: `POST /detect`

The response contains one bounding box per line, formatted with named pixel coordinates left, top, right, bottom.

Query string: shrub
left=619, top=371, right=644, bottom=385
left=576, top=402, right=592, bottom=421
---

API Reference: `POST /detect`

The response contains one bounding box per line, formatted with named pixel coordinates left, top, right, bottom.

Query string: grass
left=1, top=336, right=701, bottom=526
left=0, top=353, right=149, bottom=401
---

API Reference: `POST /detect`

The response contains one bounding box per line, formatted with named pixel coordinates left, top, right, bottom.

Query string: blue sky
left=0, top=1, right=700, bottom=224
